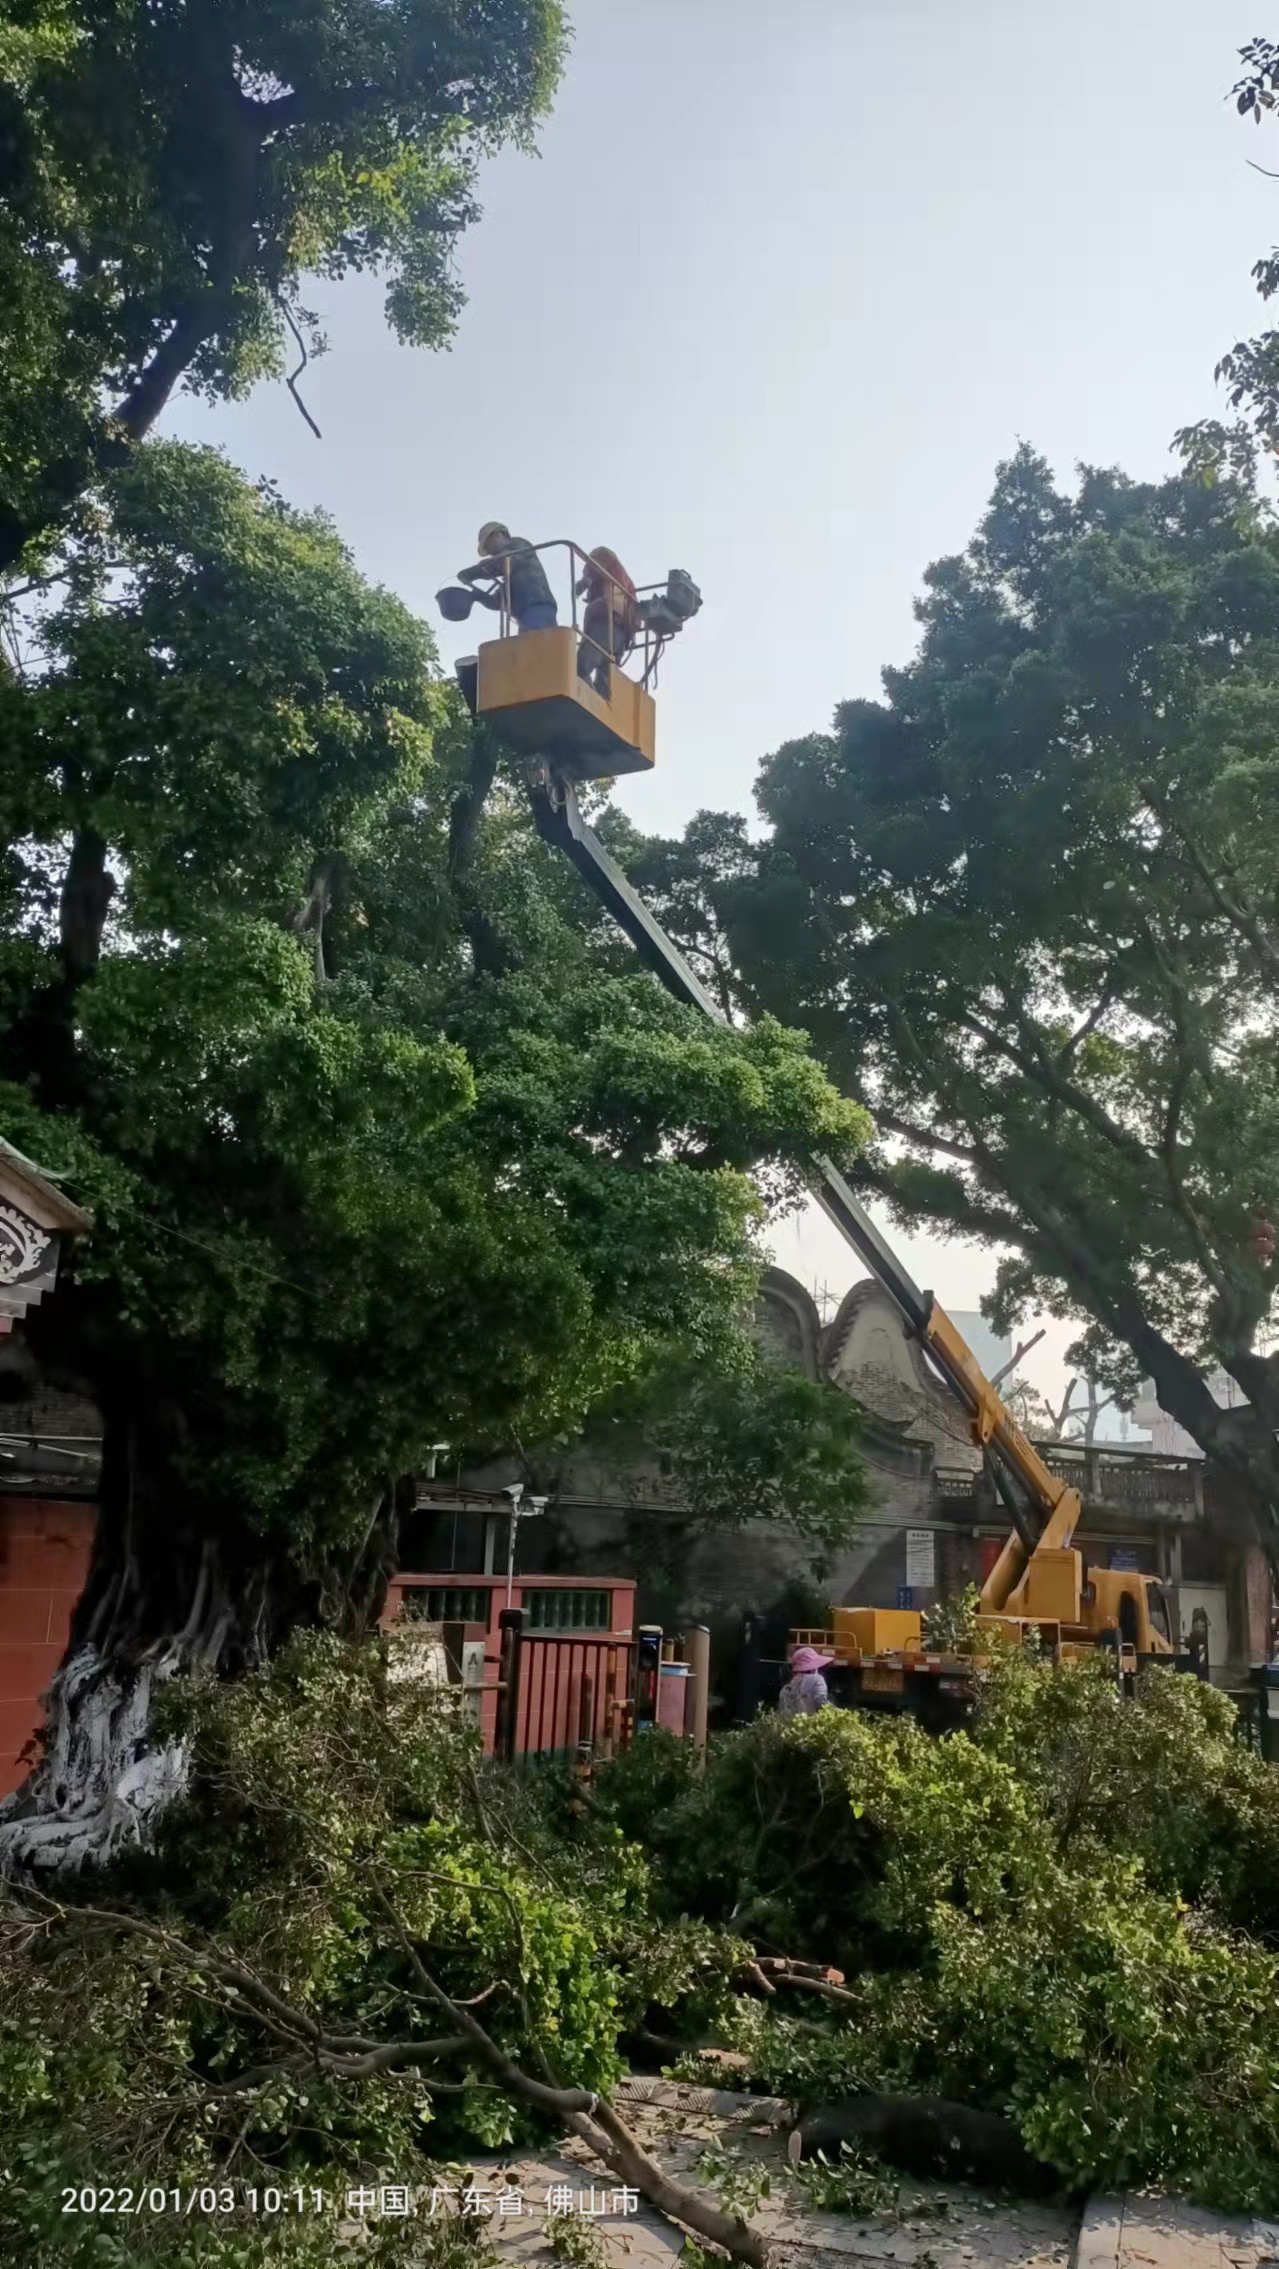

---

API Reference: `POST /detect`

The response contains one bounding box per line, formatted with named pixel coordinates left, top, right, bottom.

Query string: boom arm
left=531, top=775, right=1078, bottom=1606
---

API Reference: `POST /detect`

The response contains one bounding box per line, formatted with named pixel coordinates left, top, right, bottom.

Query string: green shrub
left=972, top=1649, right=1279, bottom=1935
left=596, top=1658, right=1279, bottom=2210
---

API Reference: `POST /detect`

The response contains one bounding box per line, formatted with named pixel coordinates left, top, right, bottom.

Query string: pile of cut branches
left=592, top=1653, right=1279, bottom=2211
left=0, top=1636, right=770, bottom=2267
left=5, top=1636, right=1279, bottom=2265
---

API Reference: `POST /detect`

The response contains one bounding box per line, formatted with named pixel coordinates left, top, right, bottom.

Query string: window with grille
left=525, top=1588, right=611, bottom=1632
left=400, top=1586, right=492, bottom=1625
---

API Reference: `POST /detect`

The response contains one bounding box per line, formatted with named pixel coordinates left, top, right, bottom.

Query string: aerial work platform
left=441, top=536, right=700, bottom=784
left=475, top=624, right=655, bottom=779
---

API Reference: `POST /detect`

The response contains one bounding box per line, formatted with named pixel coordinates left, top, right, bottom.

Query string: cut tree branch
left=372, top=1882, right=768, bottom=2267
left=990, top=1329, right=1046, bottom=1389
left=735, top=1954, right=862, bottom=2009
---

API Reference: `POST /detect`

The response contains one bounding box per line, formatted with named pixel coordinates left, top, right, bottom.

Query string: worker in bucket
left=777, top=1643, right=833, bottom=1719
left=456, top=523, right=558, bottom=632
left=576, top=544, right=637, bottom=693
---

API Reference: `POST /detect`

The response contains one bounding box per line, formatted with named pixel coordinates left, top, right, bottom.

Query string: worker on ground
left=777, top=1643, right=833, bottom=1719
left=576, top=545, right=637, bottom=694
left=457, top=523, right=558, bottom=632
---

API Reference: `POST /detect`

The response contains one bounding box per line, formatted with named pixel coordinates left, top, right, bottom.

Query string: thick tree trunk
left=0, top=827, right=115, bottom=1109
left=1110, top=1293, right=1279, bottom=1576
left=59, top=825, right=115, bottom=981
left=0, top=1399, right=399, bottom=1877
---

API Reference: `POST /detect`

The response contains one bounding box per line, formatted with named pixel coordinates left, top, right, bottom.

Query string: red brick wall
left=0, top=1497, right=96, bottom=1797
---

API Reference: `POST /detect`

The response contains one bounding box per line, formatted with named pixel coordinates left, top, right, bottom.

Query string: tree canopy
left=617, top=448, right=1279, bottom=1550
left=0, top=440, right=869, bottom=1718
left=1177, top=34, right=1279, bottom=482
left=0, top=0, right=565, bottom=570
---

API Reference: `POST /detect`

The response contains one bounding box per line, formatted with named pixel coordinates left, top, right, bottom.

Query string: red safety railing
left=481, top=538, right=679, bottom=692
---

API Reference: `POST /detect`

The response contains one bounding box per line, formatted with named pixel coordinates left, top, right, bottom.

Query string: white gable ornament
left=0, top=1202, right=52, bottom=1285
left=0, top=1138, right=92, bottom=1335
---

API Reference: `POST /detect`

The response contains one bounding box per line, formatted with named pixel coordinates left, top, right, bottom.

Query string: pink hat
left=790, top=1645, right=833, bottom=1676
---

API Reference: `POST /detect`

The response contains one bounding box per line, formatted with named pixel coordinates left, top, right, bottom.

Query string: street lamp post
left=502, top=1484, right=524, bottom=1608
left=501, top=1487, right=550, bottom=1608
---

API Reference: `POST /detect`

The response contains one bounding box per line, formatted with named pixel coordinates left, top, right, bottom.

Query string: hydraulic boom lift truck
left=441, top=541, right=1181, bottom=1724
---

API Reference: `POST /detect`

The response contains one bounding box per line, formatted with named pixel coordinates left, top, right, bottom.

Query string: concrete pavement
left=424, top=2081, right=1279, bottom=2269
left=1075, top=2194, right=1279, bottom=2269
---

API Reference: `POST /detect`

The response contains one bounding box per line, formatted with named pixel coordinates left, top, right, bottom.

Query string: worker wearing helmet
left=576, top=545, right=637, bottom=694
left=456, top=523, right=558, bottom=632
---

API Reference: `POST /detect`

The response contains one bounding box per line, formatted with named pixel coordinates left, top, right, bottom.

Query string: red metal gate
left=494, top=1610, right=636, bottom=1766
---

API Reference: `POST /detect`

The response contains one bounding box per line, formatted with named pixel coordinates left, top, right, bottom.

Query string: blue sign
left=1109, top=1549, right=1139, bottom=1572
left=896, top=1585, right=914, bottom=1610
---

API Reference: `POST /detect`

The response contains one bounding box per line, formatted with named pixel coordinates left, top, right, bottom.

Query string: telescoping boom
left=532, top=778, right=1097, bottom=1623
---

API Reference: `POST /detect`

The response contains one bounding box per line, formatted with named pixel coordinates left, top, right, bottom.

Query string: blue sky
left=171, top=0, right=1275, bottom=1405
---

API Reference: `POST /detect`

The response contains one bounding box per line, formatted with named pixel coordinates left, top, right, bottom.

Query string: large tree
left=1178, top=33, right=1279, bottom=482
left=618, top=450, right=1279, bottom=1560
left=0, top=442, right=868, bottom=1870
left=0, top=0, right=564, bottom=570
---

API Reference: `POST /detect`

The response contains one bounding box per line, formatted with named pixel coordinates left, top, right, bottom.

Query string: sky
left=170, top=0, right=1274, bottom=1418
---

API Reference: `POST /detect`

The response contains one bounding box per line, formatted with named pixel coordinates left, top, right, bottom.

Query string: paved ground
left=462, top=2079, right=1077, bottom=2269
left=405, top=2080, right=1279, bottom=2269
left=1076, top=2194, right=1279, bottom=2268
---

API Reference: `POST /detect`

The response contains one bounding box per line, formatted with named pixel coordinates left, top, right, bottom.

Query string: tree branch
left=734, top=1954, right=861, bottom=2009
left=967, top=1006, right=1152, bottom=1174
left=1148, top=787, right=1279, bottom=994
left=447, top=735, right=498, bottom=883
left=312, top=2034, right=470, bottom=2079
left=110, top=8, right=261, bottom=447
left=850, top=1150, right=1031, bottom=1251
left=1132, top=911, right=1233, bottom=1302
left=1081, top=1382, right=1116, bottom=1445
left=1048, top=1377, right=1081, bottom=1436
left=1158, top=1036, right=1227, bottom=1297
left=1056, top=975, right=1120, bottom=1068
left=875, top=1109, right=985, bottom=1166
left=276, top=296, right=322, bottom=440
left=371, top=1882, right=767, bottom=2266
left=108, top=298, right=230, bottom=444
left=990, top=1328, right=1046, bottom=1389
left=209, top=2035, right=469, bottom=2093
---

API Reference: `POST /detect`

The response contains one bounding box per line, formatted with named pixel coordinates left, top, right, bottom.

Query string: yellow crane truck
left=788, top=1300, right=1177, bottom=1723
left=444, top=539, right=1180, bottom=1722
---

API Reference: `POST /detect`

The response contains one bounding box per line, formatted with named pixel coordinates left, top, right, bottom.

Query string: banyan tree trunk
left=0, top=1399, right=396, bottom=1876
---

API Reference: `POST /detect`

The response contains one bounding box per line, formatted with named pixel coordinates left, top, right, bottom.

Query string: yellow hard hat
left=477, top=521, right=508, bottom=552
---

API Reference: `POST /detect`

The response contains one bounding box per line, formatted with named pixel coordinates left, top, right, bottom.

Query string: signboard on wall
left=906, top=1529, right=936, bottom=1591
left=1176, top=1583, right=1229, bottom=1671
left=461, top=1638, right=486, bottom=1726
